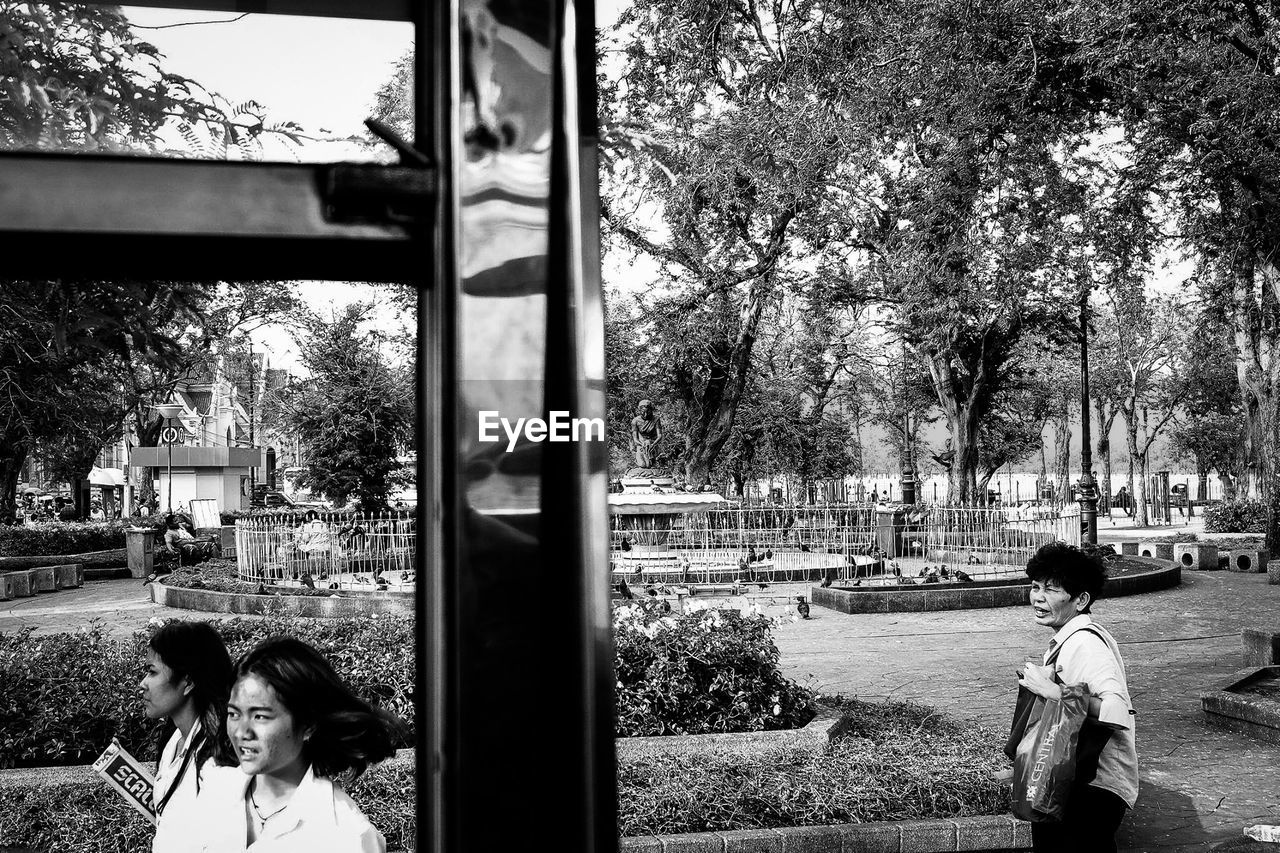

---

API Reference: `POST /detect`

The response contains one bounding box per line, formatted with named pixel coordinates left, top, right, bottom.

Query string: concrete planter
left=1173, top=542, right=1218, bottom=571
left=1269, top=561, right=1280, bottom=585
left=151, top=580, right=413, bottom=618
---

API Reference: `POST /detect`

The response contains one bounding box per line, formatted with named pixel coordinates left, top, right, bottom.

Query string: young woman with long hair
left=192, top=636, right=402, bottom=852
left=139, top=620, right=234, bottom=853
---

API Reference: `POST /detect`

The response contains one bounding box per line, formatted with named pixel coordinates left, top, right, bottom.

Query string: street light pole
left=1079, top=284, right=1098, bottom=545
left=901, top=343, right=916, bottom=505
left=152, top=403, right=184, bottom=516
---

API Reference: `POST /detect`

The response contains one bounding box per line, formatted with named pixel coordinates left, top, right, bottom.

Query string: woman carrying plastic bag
left=1008, top=543, right=1138, bottom=853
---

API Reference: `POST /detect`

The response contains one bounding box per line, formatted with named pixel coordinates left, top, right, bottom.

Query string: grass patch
left=162, top=558, right=337, bottom=597
left=616, top=698, right=1009, bottom=836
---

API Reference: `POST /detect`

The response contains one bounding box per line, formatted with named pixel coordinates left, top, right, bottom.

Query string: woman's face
left=227, top=674, right=310, bottom=780
left=139, top=649, right=191, bottom=721
left=1029, top=578, right=1085, bottom=630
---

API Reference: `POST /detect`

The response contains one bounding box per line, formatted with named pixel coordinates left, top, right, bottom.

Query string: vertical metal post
left=901, top=343, right=916, bottom=505
left=1079, top=285, right=1098, bottom=545
left=166, top=424, right=173, bottom=515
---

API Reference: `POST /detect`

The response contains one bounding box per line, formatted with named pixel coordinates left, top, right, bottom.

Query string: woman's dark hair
left=164, top=513, right=180, bottom=530
left=149, top=621, right=234, bottom=767
left=217, top=636, right=400, bottom=779
left=1025, top=541, right=1107, bottom=611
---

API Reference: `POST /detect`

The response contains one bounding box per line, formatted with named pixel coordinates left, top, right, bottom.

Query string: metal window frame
left=0, top=2, right=612, bottom=852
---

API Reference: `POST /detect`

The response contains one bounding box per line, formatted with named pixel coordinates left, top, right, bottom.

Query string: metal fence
left=235, top=510, right=415, bottom=590
left=609, top=502, right=1081, bottom=584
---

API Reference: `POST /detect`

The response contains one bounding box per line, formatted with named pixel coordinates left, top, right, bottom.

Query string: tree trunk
left=1229, top=252, right=1279, bottom=500
left=682, top=277, right=772, bottom=487
left=1052, top=402, right=1071, bottom=507
left=0, top=442, right=27, bottom=522
left=1125, top=412, right=1149, bottom=526
left=926, top=349, right=983, bottom=505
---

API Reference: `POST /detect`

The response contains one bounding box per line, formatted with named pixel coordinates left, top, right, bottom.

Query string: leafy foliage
left=0, top=612, right=414, bottom=769
left=0, top=520, right=130, bottom=556
left=0, top=4, right=302, bottom=156
left=614, top=603, right=815, bottom=737
left=0, top=759, right=414, bottom=853
left=1203, top=500, right=1270, bottom=534
left=283, top=304, right=413, bottom=512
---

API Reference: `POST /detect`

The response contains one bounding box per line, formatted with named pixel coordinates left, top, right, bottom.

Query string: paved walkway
left=773, top=519, right=1279, bottom=852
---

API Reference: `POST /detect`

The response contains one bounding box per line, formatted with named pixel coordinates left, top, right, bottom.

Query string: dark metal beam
left=0, top=154, right=425, bottom=280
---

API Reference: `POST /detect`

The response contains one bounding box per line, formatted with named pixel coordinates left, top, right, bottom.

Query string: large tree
left=283, top=304, right=414, bottom=511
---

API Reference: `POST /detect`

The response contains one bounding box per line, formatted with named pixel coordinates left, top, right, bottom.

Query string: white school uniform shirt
left=191, top=764, right=385, bottom=853
left=1044, top=613, right=1140, bottom=808
left=153, top=721, right=213, bottom=853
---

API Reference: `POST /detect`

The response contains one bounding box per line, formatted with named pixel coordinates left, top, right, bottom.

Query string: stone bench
left=0, top=571, right=36, bottom=599
left=1243, top=629, right=1280, bottom=667
left=1138, top=541, right=1175, bottom=561
left=1173, top=542, right=1218, bottom=571
left=1228, top=549, right=1269, bottom=573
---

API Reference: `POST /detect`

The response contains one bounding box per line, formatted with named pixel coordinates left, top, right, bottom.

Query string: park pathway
left=774, top=521, right=1280, bottom=852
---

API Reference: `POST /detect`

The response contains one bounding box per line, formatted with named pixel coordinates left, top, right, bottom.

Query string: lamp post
left=152, top=403, right=184, bottom=515
left=1078, top=286, right=1098, bottom=545
left=901, top=343, right=916, bottom=505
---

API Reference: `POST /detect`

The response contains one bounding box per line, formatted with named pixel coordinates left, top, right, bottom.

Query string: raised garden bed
left=814, top=556, right=1178, bottom=614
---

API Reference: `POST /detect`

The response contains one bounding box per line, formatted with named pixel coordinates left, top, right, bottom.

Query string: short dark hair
left=218, top=636, right=402, bottom=779
left=1025, top=542, right=1107, bottom=610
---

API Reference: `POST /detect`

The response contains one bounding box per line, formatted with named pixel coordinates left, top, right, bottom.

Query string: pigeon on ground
left=756, top=582, right=769, bottom=590
left=646, top=586, right=658, bottom=597
left=616, top=578, right=635, bottom=600
left=748, top=546, right=758, bottom=563
left=851, top=578, right=863, bottom=587
left=800, top=543, right=811, bottom=553
left=764, top=548, right=773, bottom=560
left=257, top=583, right=268, bottom=595
left=796, top=596, right=810, bottom=619
left=820, top=574, right=832, bottom=588
left=660, top=599, right=672, bottom=613
left=966, top=553, right=981, bottom=565
left=329, top=582, right=340, bottom=590
left=620, top=537, right=632, bottom=552
left=939, top=566, right=951, bottom=579
left=956, top=570, right=974, bottom=583
left=919, top=566, right=931, bottom=577
left=923, top=574, right=940, bottom=584
left=301, top=573, right=316, bottom=589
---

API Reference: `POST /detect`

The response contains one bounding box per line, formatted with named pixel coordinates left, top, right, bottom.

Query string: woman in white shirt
left=193, top=636, right=401, bottom=852
left=139, top=620, right=234, bottom=853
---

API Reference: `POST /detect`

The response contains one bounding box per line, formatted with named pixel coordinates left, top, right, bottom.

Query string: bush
left=0, top=612, right=414, bottom=769
left=614, top=602, right=814, bottom=737
left=1203, top=500, right=1269, bottom=534
left=0, top=757, right=414, bottom=853
left=617, top=698, right=1010, bottom=835
left=0, top=520, right=133, bottom=557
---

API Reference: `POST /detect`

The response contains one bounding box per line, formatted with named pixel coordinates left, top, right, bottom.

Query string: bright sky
left=121, top=6, right=413, bottom=162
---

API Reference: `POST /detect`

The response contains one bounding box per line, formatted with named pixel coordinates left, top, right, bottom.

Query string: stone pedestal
left=1119, top=542, right=1139, bottom=556
left=1138, top=541, right=1175, bottom=561
left=125, top=527, right=155, bottom=579
left=1269, top=562, right=1280, bottom=585
left=1174, top=542, right=1218, bottom=571
left=1228, top=549, right=1269, bottom=573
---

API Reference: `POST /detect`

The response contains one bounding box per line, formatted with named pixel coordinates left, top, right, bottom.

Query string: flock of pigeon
left=255, top=569, right=417, bottom=596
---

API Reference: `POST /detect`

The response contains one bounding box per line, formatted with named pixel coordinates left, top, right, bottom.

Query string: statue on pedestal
left=628, top=400, right=664, bottom=473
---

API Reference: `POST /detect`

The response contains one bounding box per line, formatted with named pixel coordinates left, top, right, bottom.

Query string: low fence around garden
left=609, top=503, right=1081, bottom=583
left=235, top=510, right=415, bottom=590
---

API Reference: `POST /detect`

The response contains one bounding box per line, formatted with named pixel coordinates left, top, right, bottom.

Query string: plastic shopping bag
left=1011, top=684, right=1090, bottom=821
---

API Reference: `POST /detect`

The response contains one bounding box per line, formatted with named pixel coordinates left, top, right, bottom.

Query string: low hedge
left=617, top=698, right=1010, bottom=835
left=614, top=602, right=815, bottom=737
left=0, top=756, right=414, bottom=853
left=0, top=521, right=134, bottom=557
left=1204, top=499, right=1270, bottom=534
left=0, top=612, right=414, bottom=769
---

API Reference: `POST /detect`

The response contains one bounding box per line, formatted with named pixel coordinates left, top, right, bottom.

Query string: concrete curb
left=620, top=814, right=1031, bottom=852
left=618, top=714, right=839, bottom=762
left=0, top=549, right=126, bottom=571
left=813, top=559, right=1179, bottom=614
left=151, top=579, right=414, bottom=617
